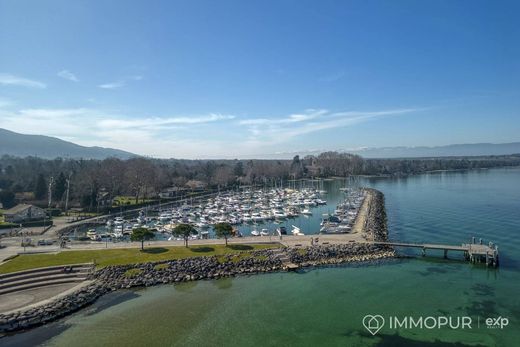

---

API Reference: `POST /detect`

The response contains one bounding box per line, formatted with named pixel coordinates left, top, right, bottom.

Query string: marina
left=70, top=184, right=367, bottom=243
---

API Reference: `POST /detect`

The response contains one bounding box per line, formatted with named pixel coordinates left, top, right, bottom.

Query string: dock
left=372, top=237, right=499, bottom=267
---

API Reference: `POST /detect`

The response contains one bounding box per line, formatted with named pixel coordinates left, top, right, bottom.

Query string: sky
left=0, top=0, right=519, bottom=159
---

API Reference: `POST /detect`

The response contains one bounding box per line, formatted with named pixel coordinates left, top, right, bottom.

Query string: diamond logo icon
left=363, top=315, right=385, bottom=335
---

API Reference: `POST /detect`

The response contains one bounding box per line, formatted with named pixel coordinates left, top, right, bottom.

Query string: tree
left=53, top=172, right=67, bottom=203
left=173, top=223, right=197, bottom=248
left=34, top=174, right=47, bottom=200
left=214, top=222, right=233, bottom=246
left=0, top=190, right=15, bottom=209
left=130, top=227, right=155, bottom=251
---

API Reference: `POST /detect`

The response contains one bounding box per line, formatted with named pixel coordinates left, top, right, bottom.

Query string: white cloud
left=57, top=70, right=79, bottom=82
left=98, top=81, right=125, bottom=89
left=98, top=75, right=144, bottom=89
left=0, top=106, right=236, bottom=158
left=239, top=109, right=328, bottom=125
left=0, top=73, right=46, bottom=89
left=98, top=114, right=234, bottom=129
left=0, top=102, right=422, bottom=158
left=240, top=108, right=421, bottom=145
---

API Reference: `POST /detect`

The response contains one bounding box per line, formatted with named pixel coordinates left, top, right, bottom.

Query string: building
left=185, top=180, right=208, bottom=191
left=3, top=204, right=47, bottom=223
left=159, top=186, right=187, bottom=199
left=97, top=190, right=114, bottom=207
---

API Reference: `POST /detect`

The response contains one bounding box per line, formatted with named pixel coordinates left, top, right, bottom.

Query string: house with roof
left=3, top=204, right=47, bottom=223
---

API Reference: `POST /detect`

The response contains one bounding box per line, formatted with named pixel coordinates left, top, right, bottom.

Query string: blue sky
left=0, top=0, right=519, bottom=158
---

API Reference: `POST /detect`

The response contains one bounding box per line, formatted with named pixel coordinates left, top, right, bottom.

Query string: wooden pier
left=372, top=237, right=499, bottom=267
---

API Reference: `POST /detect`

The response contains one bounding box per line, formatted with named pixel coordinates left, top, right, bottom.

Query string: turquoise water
left=4, top=168, right=520, bottom=346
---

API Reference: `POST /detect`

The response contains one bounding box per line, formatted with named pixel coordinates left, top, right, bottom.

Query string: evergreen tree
left=34, top=174, right=47, bottom=200
left=53, top=172, right=67, bottom=202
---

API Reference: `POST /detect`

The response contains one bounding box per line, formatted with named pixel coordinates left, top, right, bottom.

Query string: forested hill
left=0, top=128, right=136, bottom=160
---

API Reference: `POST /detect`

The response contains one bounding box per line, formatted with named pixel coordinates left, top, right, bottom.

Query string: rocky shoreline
left=363, top=188, right=388, bottom=241
left=0, top=189, right=393, bottom=334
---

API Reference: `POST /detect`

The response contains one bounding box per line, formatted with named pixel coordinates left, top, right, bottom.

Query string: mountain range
left=1, top=128, right=519, bottom=160
left=346, top=142, right=520, bottom=158
left=255, top=143, right=520, bottom=159
left=0, top=128, right=135, bottom=160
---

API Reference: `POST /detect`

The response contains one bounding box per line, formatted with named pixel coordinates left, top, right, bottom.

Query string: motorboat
left=114, top=217, right=124, bottom=226
left=86, top=229, right=97, bottom=241
left=251, top=229, right=261, bottom=236
left=251, top=212, right=264, bottom=222
left=260, top=228, right=270, bottom=236
left=291, top=225, right=304, bottom=236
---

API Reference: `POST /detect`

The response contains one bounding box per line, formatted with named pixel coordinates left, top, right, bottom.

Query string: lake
left=3, top=167, right=520, bottom=346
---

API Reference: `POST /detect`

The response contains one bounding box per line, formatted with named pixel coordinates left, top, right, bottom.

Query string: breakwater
left=363, top=188, right=388, bottom=241
left=0, top=189, right=392, bottom=334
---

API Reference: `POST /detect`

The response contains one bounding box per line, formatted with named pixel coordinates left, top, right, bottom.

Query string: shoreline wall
left=363, top=188, right=388, bottom=242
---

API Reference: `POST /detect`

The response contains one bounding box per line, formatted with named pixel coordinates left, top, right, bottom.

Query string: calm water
left=88, top=179, right=351, bottom=240
left=4, top=167, right=520, bottom=347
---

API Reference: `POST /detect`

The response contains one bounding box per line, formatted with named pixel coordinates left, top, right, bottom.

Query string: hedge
left=17, top=219, right=54, bottom=228
left=0, top=223, right=17, bottom=230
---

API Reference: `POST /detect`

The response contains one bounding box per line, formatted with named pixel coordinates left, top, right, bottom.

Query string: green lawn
left=0, top=243, right=279, bottom=274
left=112, top=196, right=155, bottom=207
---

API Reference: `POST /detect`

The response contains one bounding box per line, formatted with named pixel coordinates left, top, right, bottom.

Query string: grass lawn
left=0, top=243, right=280, bottom=274
left=112, top=196, right=155, bottom=207
left=67, top=211, right=101, bottom=217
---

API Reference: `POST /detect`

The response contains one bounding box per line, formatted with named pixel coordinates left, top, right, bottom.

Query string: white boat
left=273, top=210, right=287, bottom=219
left=251, top=213, right=264, bottom=222
left=86, top=229, right=97, bottom=241
left=301, top=208, right=312, bottom=215
left=113, top=217, right=124, bottom=226
left=260, top=228, right=269, bottom=236
left=158, top=213, right=172, bottom=221
left=196, top=222, right=209, bottom=229
left=111, top=231, right=123, bottom=238
left=251, top=229, right=261, bottom=236
left=291, top=225, right=305, bottom=236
